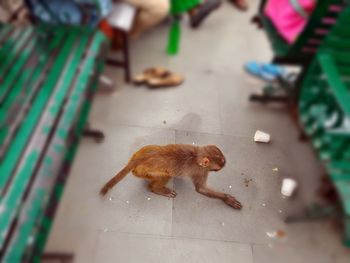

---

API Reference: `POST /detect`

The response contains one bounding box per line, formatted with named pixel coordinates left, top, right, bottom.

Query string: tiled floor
left=45, top=1, right=350, bottom=262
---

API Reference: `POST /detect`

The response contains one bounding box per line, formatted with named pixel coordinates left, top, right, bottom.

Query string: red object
left=99, top=19, right=114, bottom=39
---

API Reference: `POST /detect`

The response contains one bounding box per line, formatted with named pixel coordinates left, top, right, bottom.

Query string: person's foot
left=190, top=0, right=222, bottom=28
left=229, top=0, right=248, bottom=11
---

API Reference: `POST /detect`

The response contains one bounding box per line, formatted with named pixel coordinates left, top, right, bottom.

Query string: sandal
left=261, top=63, right=286, bottom=78
left=244, top=61, right=275, bottom=81
left=147, top=73, right=184, bottom=88
left=133, top=67, right=170, bottom=85
left=244, top=61, right=285, bottom=81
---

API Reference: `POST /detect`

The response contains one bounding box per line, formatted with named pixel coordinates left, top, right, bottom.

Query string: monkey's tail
left=100, top=161, right=136, bottom=196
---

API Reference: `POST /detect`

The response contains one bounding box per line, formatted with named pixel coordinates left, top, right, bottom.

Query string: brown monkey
left=100, top=144, right=242, bottom=209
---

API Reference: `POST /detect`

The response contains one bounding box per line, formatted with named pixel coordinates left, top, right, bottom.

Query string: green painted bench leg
left=82, top=128, right=105, bottom=143
left=82, top=122, right=105, bottom=143
left=41, top=252, right=74, bottom=263
left=249, top=93, right=289, bottom=103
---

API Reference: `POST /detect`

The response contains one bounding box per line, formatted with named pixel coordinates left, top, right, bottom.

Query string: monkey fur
left=100, top=144, right=242, bottom=209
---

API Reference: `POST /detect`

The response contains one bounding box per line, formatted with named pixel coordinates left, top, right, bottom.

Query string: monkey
left=100, top=144, right=242, bottom=209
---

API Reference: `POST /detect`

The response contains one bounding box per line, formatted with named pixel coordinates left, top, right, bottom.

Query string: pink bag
left=265, top=0, right=316, bottom=43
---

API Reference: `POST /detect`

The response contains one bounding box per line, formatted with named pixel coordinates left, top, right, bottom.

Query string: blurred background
left=0, top=0, right=350, bottom=262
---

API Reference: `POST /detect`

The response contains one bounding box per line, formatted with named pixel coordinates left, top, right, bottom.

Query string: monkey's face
left=204, top=145, right=226, bottom=171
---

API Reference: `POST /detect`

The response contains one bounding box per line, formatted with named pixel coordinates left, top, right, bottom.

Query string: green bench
left=298, top=6, right=350, bottom=247
left=250, top=0, right=347, bottom=103
left=0, top=24, right=108, bottom=262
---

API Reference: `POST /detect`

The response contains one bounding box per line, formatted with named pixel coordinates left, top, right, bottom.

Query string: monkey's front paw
left=224, top=195, right=242, bottom=209
left=152, top=188, right=178, bottom=198
left=167, top=190, right=178, bottom=198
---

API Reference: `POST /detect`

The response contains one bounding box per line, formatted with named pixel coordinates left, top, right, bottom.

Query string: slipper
left=244, top=61, right=276, bottom=81
left=147, top=73, right=184, bottom=88
left=261, top=63, right=286, bottom=78
left=133, top=67, right=170, bottom=85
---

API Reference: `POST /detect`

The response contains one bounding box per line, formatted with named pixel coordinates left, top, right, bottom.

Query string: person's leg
left=187, top=0, right=222, bottom=28
left=125, top=0, right=170, bottom=37
left=229, top=0, right=248, bottom=11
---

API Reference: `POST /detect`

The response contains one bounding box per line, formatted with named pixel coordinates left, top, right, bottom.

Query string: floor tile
left=95, top=232, right=253, bottom=263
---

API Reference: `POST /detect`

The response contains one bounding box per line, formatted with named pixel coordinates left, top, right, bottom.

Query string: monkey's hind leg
left=148, top=177, right=177, bottom=198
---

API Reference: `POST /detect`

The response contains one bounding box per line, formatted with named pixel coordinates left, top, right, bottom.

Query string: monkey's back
left=131, top=144, right=198, bottom=177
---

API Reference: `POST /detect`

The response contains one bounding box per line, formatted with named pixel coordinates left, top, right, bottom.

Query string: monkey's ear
left=199, top=157, right=210, bottom=167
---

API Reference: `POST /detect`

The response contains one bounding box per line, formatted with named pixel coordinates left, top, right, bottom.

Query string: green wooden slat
left=0, top=28, right=32, bottom=75
left=0, top=150, right=39, bottom=243
left=332, top=25, right=350, bottom=39
left=327, top=129, right=350, bottom=137
left=0, top=27, right=20, bottom=61
left=0, top=33, right=38, bottom=104
left=0, top=26, right=11, bottom=44
left=324, top=36, right=350, bottom=50
left=0, top=29, right=20, bottom=70
left=3, top=31, right=107, bottom=263
left=0, top=29, right=34, bottom=112
left=318, top=53, right=350, bottom=116
left=0, top=30, right=89, bottom=252
left=329, top=161, right=350, bottom=173
left=3, top=190, right=45, bottom=263
left=329, top=172, right=350, bottom=181
left=334, top=181, right=350, bottom=214
left=338, top=65, right=350, bottom=75
left=337, top=8, right=350, bottom=24
left=0, top=32, right=76, bottom=195
left=57, top=33, right=106, bottom=145
left=329, top=51, right=350, bottom=66
left=34, top=36, right=106, bottom=262
left=320, top=137, right=346, bottom=158
left=0, top=30, right=65, bottom=148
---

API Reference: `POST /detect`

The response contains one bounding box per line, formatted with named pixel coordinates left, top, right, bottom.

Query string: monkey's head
left=198, top=145, right=226, bottom=171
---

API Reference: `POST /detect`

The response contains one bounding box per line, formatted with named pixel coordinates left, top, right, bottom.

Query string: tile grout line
left=101, top=228, right=267, bottom=246
left=91, top=229, right=103, bottom=262
left=216, top=74, right=224, bottom=135
left=250, top=244, right=255, bottom=263
left=90, top=118, right=225, bottom=137
left=90, top=119, right=252, bottom=140
left=90, top=120, right=298, bottom=144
